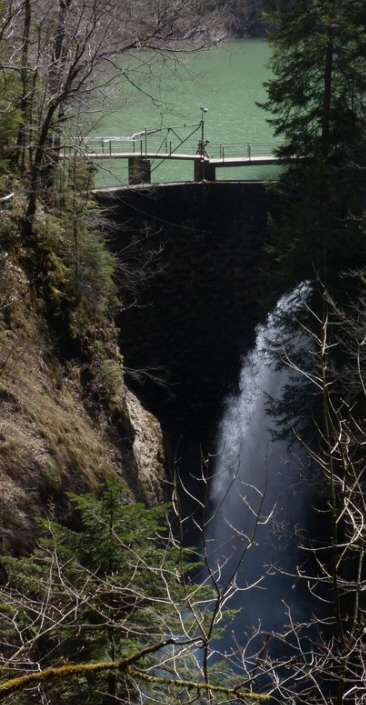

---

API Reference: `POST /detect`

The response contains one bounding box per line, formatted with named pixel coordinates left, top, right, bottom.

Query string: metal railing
left=216, top=142, right=276, bottom=160
left=74, top=129, right=277, bottom=161
left=77, top=124, right=202, bottom=158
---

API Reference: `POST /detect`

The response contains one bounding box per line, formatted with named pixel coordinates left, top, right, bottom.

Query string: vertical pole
left=144, top=129, right=147, bottom=155
left=109, top=140, right=111, bottom=156
left=199, top=107, right=207, bottom=157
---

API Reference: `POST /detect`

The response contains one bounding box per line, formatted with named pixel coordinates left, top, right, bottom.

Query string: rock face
left=0, top=258, right=165, bottom=554
left=123, top=389, right=166, bottom=506
left=0, top=181, right=274, bottom=552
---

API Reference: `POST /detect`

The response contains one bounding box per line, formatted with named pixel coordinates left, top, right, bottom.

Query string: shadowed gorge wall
left=96, top=182, right=276, bottom=450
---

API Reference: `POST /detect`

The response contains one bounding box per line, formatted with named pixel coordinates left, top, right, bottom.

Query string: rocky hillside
left=0, top=247, right=166, bottom=555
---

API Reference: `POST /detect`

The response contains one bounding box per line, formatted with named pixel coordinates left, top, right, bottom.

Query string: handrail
left=74, top=137, right=278, bottom=160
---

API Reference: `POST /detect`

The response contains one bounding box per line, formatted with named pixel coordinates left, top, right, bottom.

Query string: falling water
left=208, top=285, right=312, bottom=646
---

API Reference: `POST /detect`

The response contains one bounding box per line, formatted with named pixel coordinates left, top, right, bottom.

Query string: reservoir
left=88, top=39, right=282, bottom=185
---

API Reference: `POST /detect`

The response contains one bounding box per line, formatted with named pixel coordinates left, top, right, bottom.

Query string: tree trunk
left=321, top=5, right=335, bottom=158
left=16, top=0, right=32, bottom=174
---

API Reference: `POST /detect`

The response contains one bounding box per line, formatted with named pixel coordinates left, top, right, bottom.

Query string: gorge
left=1, top=3, right=366, bottom=699
left=95, top=181, right=319, bottom=662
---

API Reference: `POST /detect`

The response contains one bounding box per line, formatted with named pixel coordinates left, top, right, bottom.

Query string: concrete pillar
left=194, top=159, right=215, bottom=182
left=194, top=159, right=204, bottom=181
left=204, top=162, right=216, bottom=181
left=128, top=157, right=151, bottom=185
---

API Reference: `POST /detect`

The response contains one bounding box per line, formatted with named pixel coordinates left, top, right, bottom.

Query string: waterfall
left=208, top=285, right=312, bottom=643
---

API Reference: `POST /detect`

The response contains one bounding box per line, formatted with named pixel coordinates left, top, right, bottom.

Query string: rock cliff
left=0, top=256, right=165, bottom=554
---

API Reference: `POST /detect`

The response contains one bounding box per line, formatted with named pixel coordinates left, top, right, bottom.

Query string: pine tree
left=260, top=0, right=366, bottom=159
left=259, top=0, right=366, bottom=299
left=0, top=481, right=205, bottom=704
left=0, top=482, right=269, bottom=704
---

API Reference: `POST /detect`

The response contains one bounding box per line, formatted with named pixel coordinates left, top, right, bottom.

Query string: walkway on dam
left=65, top=123, right=299, bottom=185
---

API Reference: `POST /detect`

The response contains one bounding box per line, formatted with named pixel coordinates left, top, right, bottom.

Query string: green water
left=90, top=40, right=281, bottom=186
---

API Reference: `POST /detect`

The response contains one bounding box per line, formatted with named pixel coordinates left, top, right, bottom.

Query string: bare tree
left=244, top=285, right=366, bottom=704
left=4, top=277, right=365, bottom=703
left=0, top=479, right=271, bottom=704
left=0, top=0, right=212, bottom=233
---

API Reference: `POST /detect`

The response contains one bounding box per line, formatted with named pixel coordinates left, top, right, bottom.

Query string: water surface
left=88, top=40, right=282, bottom=185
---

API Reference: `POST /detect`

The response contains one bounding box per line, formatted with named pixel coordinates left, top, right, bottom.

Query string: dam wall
left=95, top=181, right=278, bottom=447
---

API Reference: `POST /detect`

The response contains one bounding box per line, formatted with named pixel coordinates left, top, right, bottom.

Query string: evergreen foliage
left=263, top=160, right=366, bottom=298
left=0, top=481, right=270, bottom=704
left=0, top=481, right=208, bottom=704
left=258, top=1, right=366, bottom=463
left=260, top=0, right=366, bottom=159
left=34, top=195, right=118, bottom=316
left=259, top=1, right=366, bottom=299
left=0, top=0, right=365, bottom=702
left=256, top=9, right=366, bottom=698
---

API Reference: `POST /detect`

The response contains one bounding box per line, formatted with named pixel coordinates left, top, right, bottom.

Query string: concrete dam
left=95, top=181, right=277, bottom=450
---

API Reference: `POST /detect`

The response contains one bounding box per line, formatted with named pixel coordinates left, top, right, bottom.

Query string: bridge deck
left=210, top=156, right=282, bottom=167
left=63, top=130, right=305, bottom=183
left=79, top=152, right=285, bottom=167
left=82, top=152, right=204, bottom=161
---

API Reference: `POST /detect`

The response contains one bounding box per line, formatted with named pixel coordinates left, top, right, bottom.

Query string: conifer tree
left=260, top=0, right=366, bottom=159
left=0, top=481, right=266, bottom=705
left=259, top=0, right=366, bottom=298
left=0, top=482, right=197, bottom=703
